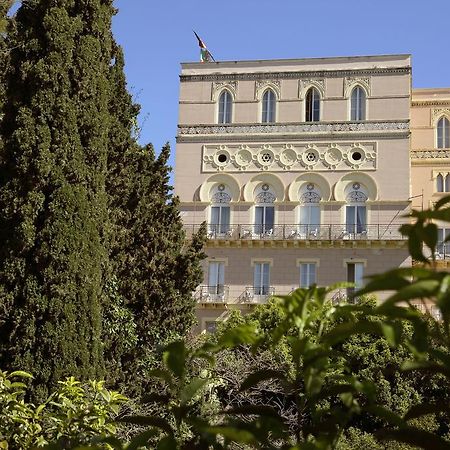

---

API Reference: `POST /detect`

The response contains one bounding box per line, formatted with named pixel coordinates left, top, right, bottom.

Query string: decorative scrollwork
left=300, top=191, right=321, bottom=203
left=346, top=191, right=368, bottom=203
left=212, top=192, right=231, bottom=203
left=255, top=191, right=276, bottom=203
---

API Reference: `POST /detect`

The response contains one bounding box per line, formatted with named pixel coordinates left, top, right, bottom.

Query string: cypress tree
left=0, top=0, right=115, bottom=398
left=105, top=46, right=206, bottom=387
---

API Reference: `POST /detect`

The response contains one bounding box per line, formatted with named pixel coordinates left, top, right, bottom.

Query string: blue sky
left=110, top=0, right=449, bottom=173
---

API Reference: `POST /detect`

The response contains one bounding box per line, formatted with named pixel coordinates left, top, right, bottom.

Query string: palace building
left=174, top=54, right=445, bottom=332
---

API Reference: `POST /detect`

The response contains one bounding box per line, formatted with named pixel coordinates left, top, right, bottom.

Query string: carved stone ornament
left=431, top=108, right=450, bottom=125
left=411, top=149, right=450, bottom=159
left=255, top=80, right=281, bottom=100
left=202, top=142, right=377, bottom=173
left=344, top=77, right=370, bottom=96
left=299, top=79, right=325, bottom=98
left=179, top=121, right=409, bottom=137
left=211, top=81, right=237, bottom=101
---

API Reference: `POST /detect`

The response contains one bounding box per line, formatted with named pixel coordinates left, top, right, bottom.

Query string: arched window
left=254, top=183, right=275, bottom=235
left=305, top=88, right=320, bottom=122
left=350, top=86, right=366, bottom=121
left=345, top=182, right=368, bottom=235
left=437, top=173, right=444, bottom=192
left=209, top=184, right=231, bottom=237
left=299, top=183, right=321, bottom=237
left=218, top=90, right=232, bottom=124
left=437, top=117, right=450, bottom=149
left=262, top=89, right=276, bottom=123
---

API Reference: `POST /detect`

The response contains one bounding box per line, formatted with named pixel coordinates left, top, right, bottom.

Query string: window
left=300, top=263, right=316, bottom=288
left=350, top=86, right=366, bottom=121
left=346, top=205, right=366, bottom=234
left=436, top=173, right=450, bottom=193
left=298, top=182, right=321, bottom=237
left=218, top=90, right=232, bottom=124
left=210, top=205, right=230, bottom=234
left=254, top=262, right=270, bottom=296
left=437, top=228, right=450, bottom=258
left=254, top=184, right=276, bottom=235
left=255, top=205, right=274, bottom=234
left=345, top=182, right=368, bottom=235
left=208, top=261, right=225, bottom=299
left=347, top=262, right=364, bottom=299
left=305, top=88, right=320, bottom=122
left=262, top=89, right=276, bottom=123
left=437, top=117, right=450, bottom=149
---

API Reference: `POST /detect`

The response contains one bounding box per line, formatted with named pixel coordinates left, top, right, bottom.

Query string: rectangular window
left=437, top=228, right=450, bottom=257
left=210, top=206, right=230, bottom=235
left=208, top=262, right=225, bottom=299
left=299, top=205, right=320, bottom=236
left=300, top=263, right=316, bottom=288
left=253, top=262, right=270, bottom=296
left=254, top=206, right=274, bottom=234
left=346, top=205, right=366, bottom=234
left=347, top=262, right=364, bottom=299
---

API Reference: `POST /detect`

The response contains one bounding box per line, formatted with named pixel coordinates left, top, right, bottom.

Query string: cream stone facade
left=411, top=88, right=450, bottom=260
left=175, top=55, right=414, bottom=332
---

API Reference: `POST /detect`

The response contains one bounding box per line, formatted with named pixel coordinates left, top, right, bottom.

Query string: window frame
left=218, top=89, right=233, bottom=124
left=437, top=117, right=450, bottom=149
left=350, top=85, right=367, bottom=121
left=305, top=87, right=321, bottom=122
left=261, top=89, right=276, bottom=123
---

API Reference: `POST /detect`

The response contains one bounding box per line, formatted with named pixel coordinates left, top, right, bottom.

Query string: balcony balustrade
left=184, top=224, right=406, bottom=241
left=237, top=286, right=276, bottom=303
left=195, top=285, right=230, bottom=303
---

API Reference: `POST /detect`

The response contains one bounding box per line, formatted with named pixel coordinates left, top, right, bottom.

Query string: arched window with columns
left=254, top=183, right=276, bottom=234
left=209, top=184, right=231, bottom=236
left=262, top=89, right=276, bottom=123
left=345, top=182, right=368, bottom=235
left=350, top=86, right=366, bottom=121
left=299, top=182, right=321, bottom=237
left=437, top=117, right=450, bottom=149
left=218, top=90, right=232, bottom=124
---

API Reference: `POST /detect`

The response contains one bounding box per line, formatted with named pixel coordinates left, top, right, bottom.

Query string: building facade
left=411, top=88, right=450, bottom=260
left=175, top=55, right=413, bottom=332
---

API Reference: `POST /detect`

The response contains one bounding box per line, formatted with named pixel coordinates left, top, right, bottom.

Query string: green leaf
left=147, top=369, right=174, bottom=388
left=365, top=404, right=406, bottom=427
left=163, top=340, right=186, bottom=379
left=217, top=324, right=259, bottom=348
left=240, top=369, right=286, bottom=391
left=156, top=435, right=178, bottom=450
left=405, top=401, right=450, bottom=420
left=180, top=378, right=209, bottom=405
left=8, top=371, right=33, bottom=379
left=126, top=429, right=159, bottom=450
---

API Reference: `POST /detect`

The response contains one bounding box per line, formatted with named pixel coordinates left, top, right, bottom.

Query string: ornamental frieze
left=431, top=108, right=450, bottom=125
left=202, top=142, right=377, bottom=172
left=178, top=121, right=409, bottom=136
left=411, top=149, right=450, bottom=159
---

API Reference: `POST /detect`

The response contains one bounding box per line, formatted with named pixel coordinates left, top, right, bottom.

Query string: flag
left=193, top=31, right=215, bottom=63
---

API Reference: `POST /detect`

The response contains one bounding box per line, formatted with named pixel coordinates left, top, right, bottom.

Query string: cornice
left=180, top=67, right=411, bottom=83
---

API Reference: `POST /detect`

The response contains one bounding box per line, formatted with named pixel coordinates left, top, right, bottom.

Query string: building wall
left=175, top=54, right=414, bottom=332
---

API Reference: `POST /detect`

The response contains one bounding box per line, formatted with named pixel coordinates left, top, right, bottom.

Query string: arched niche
left=288, top=173, right=331, bottom=202
left=334, top=172, right=378, bottom=201
left=243, top=173, right=285, bottom=202
left=199, top=174, right=241, bottom=202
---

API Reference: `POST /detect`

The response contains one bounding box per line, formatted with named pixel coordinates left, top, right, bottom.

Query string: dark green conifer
left=0, top=0, right=115, bottom=398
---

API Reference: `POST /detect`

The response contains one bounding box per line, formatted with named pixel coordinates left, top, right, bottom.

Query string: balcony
left=185, top=224, right=406, bottom=241
left=237, top=286, right=276, bottom=304
left=195, top=285, right=230, bottom=303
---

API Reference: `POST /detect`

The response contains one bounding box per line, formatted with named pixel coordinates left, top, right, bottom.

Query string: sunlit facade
left=175, top=55, right=413, bottom=332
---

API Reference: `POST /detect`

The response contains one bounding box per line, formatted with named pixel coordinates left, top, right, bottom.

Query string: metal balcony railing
left=237, top=286, right=276, bottom=303
left=185, top=224, right=406, bottom=241
left=195, top=285, right=229, bottom=303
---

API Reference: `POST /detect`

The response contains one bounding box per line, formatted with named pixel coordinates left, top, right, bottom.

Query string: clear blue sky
left=112, top=0, right=448, bottom=174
